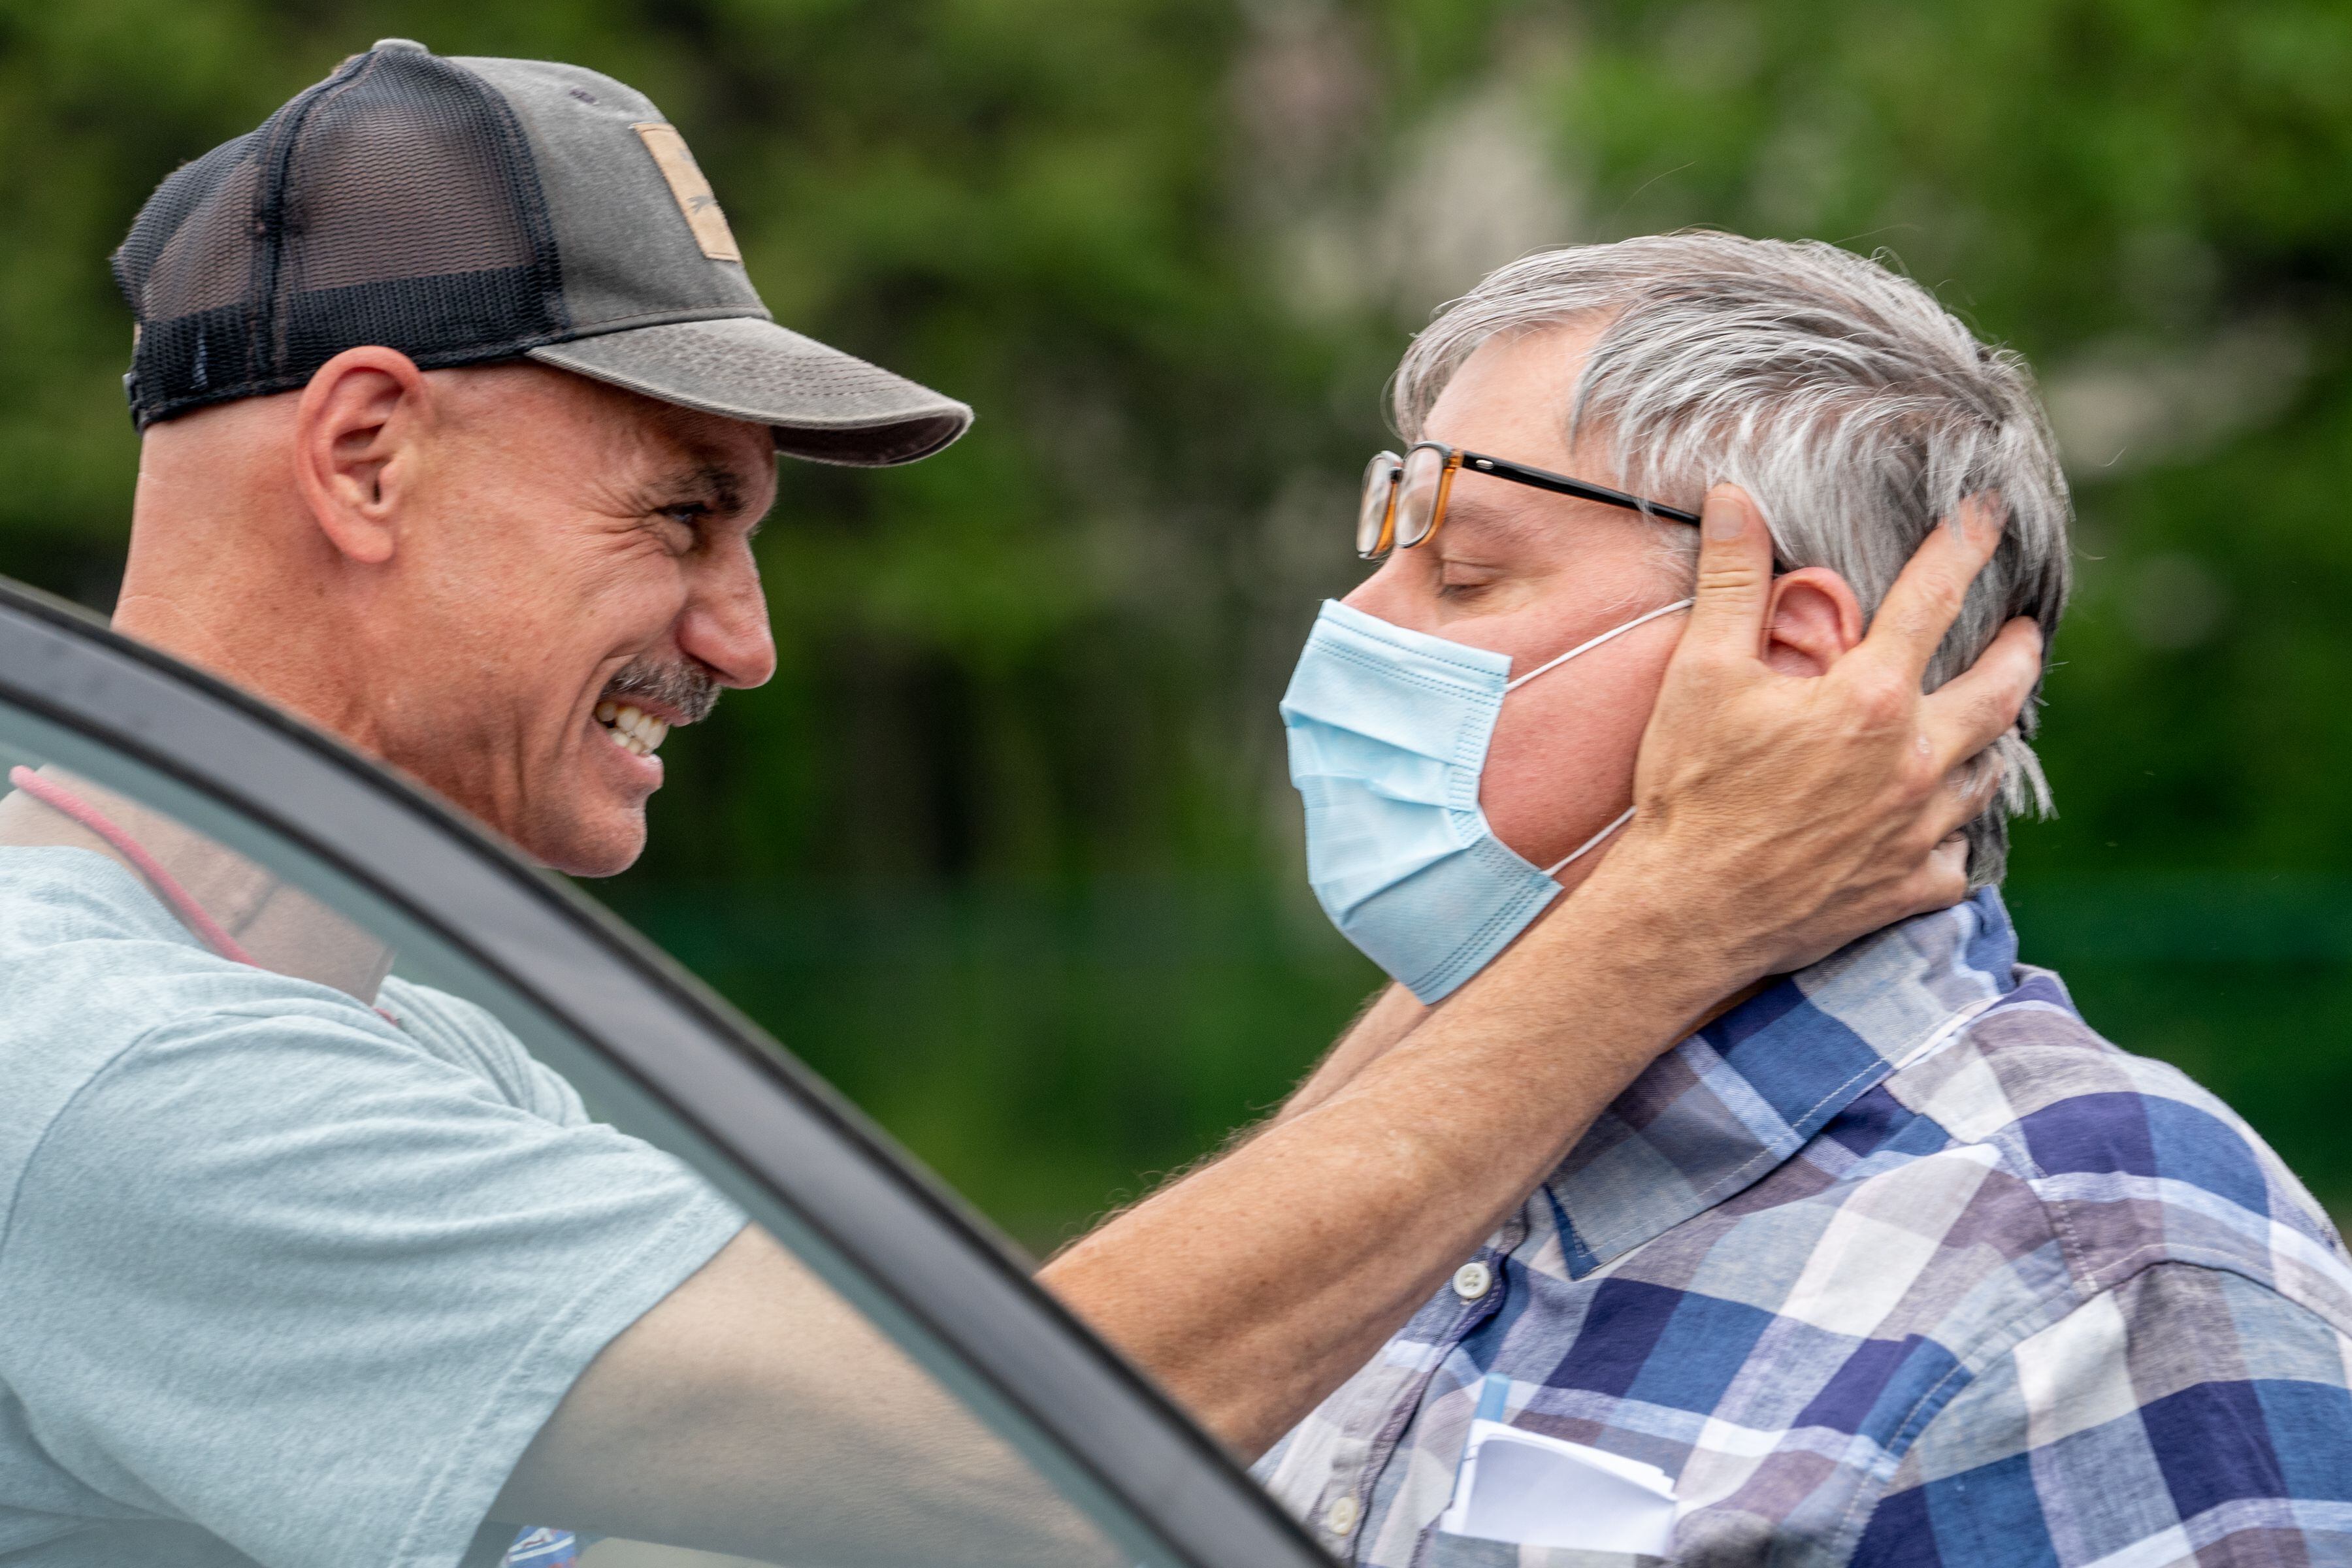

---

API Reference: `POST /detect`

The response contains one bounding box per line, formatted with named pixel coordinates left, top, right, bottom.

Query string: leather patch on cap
left=632, top=122, right=742, bottom=263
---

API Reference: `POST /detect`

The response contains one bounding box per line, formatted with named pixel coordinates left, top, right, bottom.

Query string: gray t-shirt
left=0, top=847, right=745, bottom=1568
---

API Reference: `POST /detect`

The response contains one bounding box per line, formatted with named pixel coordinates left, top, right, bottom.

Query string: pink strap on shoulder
left=7, top=766, right=402, bottom=1027
left=9, top=764, right=260, bottom=964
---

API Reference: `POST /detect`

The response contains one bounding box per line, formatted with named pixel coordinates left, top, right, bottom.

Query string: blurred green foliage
left=5, top=0, right=2351, bottom=1247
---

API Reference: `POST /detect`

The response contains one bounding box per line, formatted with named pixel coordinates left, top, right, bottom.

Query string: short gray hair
left=1392, top=232, right=2070, bottom=885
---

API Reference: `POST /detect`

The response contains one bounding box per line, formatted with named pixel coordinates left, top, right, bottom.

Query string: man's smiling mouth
left=594, top=701, right=670, bottom=757
left=590, top=656, right=719, bottom=762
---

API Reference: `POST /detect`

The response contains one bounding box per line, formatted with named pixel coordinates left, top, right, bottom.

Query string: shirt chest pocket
left=1425, top=1411, right=1679, bottom=1567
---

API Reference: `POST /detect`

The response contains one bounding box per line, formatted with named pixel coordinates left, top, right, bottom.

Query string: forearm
left=1268, top=981, right=1424, bottom=1127
left=500, top=1228, right=1106, bottom=1565
left=1041, top=841, right=1735, bottom=1458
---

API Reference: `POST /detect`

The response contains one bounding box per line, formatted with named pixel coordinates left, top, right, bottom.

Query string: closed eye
left=649, top=502, right=714, bottom=552
left=1436, top=571, right=1503, bottom=602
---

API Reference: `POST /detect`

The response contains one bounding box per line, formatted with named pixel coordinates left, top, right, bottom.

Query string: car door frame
left=0, top=578, right=1337, bottom=1568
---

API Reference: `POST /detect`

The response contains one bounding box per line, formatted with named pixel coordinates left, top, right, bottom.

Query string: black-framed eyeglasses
left=1356, top=441, right=1703, bottom=561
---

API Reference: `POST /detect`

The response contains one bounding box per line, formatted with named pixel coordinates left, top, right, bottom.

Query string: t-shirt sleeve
left=0, top=995, right=747, bottom=1568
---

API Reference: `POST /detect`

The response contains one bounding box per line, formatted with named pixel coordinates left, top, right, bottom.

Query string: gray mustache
left=600, top=658, right=720, bottom=725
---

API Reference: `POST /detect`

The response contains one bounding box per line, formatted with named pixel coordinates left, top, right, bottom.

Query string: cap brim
left=527, top=316, right=973, bottom=466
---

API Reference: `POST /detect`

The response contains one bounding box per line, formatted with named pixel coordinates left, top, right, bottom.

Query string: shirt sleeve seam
left=2022, top=1142, right=2345, bottom=1326
left=1825, top=1259, right=2351, bottom=1565
left=387, top=1196, right=745, bottom=1568
left=0, top=1009, right=235, bottom=1278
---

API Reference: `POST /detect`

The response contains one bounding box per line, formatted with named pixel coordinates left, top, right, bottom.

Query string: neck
left=114, top=461, right=382, bottom=756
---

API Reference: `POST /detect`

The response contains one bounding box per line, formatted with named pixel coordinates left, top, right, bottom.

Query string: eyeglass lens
left=1394, top=446, right=1450, bottom=551
left=1357, top=451, right=1402, bottom=557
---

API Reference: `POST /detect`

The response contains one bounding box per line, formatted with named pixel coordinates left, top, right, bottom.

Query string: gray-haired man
left=1254, top=234, right=2352, bottom=1566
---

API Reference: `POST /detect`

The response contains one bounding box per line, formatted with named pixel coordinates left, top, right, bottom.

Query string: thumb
left=1679, top=483, right=1776, bottom=661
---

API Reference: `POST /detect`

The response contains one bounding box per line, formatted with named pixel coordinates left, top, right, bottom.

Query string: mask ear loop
left=1501, top=596, right=1694, bottom=879
left=1502, top=596, right=1693, bottom=692
left=1542, top=804, right=1636, bottom=876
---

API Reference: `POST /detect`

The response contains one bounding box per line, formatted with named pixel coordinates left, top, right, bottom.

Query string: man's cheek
left=587, top=575, right=695, bottom=664
left=1480, top=681, right=1656, bottom=864
left=1481, top=718, right=1597, bottom=847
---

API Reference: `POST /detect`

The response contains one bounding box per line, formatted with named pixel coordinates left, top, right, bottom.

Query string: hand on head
left=1604, top=483, right=2041, bottom=979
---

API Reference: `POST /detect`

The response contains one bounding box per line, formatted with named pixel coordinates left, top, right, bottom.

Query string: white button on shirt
left=1452, top=1260, right=1494, bottom=1301
left=1326, top=1495, right=1360, bottom=1536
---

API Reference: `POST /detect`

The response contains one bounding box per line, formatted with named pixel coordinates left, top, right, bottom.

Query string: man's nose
left=1340, top=549, right=1425, bottom=625
left=678, top=547, right=777, bottom=690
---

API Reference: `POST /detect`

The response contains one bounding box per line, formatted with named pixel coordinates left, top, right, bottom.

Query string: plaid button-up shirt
left=1256, top=890, right=2352, bottom=1566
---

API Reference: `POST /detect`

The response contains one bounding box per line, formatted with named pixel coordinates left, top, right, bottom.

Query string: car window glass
left=0, top=698, right=1168, bottom=1568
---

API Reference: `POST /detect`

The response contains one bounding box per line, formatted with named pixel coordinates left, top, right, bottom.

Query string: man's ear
left=1763, top=566, right=1865, bottom=676
left=291, top=346, right=434, bottom=567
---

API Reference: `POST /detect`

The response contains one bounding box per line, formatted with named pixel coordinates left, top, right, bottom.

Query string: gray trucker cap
left=112, top=39, right=972, bottom=466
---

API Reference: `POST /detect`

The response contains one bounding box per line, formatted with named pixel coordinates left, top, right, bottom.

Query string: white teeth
left=596, top=699, right=672, bottom=757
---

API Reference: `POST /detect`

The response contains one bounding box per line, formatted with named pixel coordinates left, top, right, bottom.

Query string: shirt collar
left=1544, top=887, right=2019, bottom=1276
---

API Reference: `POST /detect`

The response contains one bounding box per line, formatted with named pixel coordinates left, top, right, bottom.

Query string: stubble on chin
left=512, top=783, right=650, bottom=877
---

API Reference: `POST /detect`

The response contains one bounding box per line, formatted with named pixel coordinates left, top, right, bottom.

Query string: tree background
left=7, top=0, right=2348, bottom=1247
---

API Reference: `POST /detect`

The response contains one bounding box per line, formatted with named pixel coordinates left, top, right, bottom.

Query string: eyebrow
left=649, top=461, right=763, bottom=527
left=686, top=463, right=748, bottom=516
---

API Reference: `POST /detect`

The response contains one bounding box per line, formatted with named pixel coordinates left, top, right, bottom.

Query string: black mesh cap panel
left=114, top=46, right=567, bottom=427
left=111, top=39, right=970, bottom=463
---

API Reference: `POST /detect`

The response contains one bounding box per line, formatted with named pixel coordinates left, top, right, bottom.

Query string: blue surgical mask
left=1279, top=595, right=1691, bottom=1003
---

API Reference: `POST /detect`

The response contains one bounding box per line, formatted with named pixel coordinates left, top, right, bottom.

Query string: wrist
left=1561, top=826, right=1774, bottom=1011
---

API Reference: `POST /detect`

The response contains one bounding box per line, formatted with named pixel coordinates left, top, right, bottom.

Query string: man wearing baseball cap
left=0, top=41, right=2040, bottom=1567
